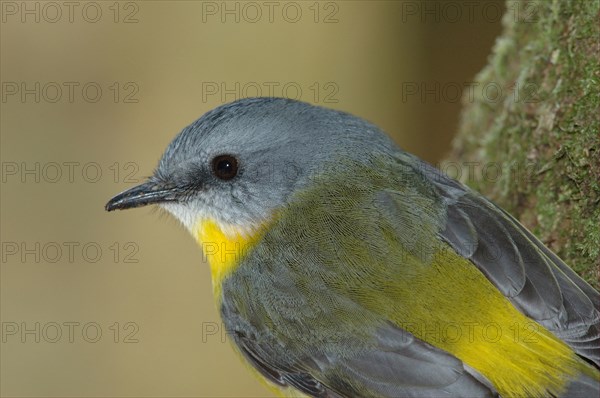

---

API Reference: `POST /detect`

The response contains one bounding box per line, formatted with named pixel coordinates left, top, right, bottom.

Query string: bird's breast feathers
left=193, top=217, right=270, bottom=298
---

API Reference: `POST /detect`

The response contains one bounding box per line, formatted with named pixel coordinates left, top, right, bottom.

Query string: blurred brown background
left=1, top=1, right=502, bottom=396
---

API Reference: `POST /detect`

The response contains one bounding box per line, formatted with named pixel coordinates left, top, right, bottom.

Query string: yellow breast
left=194, top=218, right=301, bottom=396
left=193, top=218, right=266, bottom=298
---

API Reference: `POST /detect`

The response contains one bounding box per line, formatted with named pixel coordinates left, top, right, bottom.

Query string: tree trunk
left=445, top=0, right=599, bottom=288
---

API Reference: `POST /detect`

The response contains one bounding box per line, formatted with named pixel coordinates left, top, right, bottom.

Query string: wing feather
left=419, top=161, right=600, bottom=366
left=225, top=316, right=496, bottom=398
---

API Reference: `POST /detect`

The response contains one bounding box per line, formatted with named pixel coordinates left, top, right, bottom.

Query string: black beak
left=105, top=180, right=180, bottom=211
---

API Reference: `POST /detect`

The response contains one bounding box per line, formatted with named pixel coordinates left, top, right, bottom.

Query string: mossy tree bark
left=446, top=0, right=599, bottom=288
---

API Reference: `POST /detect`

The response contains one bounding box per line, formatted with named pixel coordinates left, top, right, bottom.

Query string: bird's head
left=105, top=98, right=396, bottom=250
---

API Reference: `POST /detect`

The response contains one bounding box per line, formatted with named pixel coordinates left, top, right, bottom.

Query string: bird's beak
left=105, top=180, right=180, bottom=211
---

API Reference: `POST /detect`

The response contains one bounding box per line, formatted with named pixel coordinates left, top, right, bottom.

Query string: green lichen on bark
left=446, top=0, right=599, bottom=288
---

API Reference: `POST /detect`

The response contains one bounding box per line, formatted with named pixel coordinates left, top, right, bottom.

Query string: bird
left=105, top=97, right=599, bottom=397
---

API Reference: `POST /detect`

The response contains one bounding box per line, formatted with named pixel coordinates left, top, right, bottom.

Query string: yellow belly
left=387, top=247, right=598, bottom=397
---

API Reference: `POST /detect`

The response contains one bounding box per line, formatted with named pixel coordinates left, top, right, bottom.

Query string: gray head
left=105, top=98, right=398, bottom=234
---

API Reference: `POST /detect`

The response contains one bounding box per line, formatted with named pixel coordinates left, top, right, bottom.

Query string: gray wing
left=226, top=316, right=497, bottom=398
left=230, top=328, right=335, bottom=398
left=418, top=160, right=600, bottom=367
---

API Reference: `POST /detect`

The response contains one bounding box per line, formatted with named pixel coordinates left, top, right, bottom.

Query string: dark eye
left=211, top=154, right=239, bottom=180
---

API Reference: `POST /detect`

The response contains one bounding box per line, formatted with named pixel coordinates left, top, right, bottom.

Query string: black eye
left=211, top=154, right=239, bottom=180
